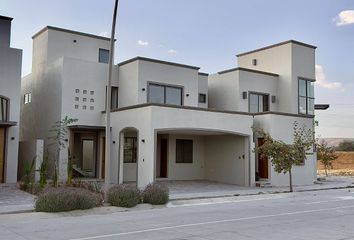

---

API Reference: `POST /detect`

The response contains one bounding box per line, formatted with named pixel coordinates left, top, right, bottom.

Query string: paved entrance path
left=0, top=184, right=35, bottom=214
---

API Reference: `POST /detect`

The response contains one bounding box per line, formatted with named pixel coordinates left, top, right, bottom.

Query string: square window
left=176, top=139, right=193, bottom=163
left=198, top=93, right=206, bottom=103
left=75, top=97, right=79, bottom=101
left=83, top=98, right=87, bottom=102
left=75, top=89, right=79, bottom=93
left=90, top=98, right=94, bottom=103
left=90, top=106, right=94, bottom=110
left=83, top=90, right=87, bottom=94
left=74, top=105, right=79, bottom=109
left=90, top=91, right=94, bottom=95
left=99, top=49, right=109, bottom=63
left=82, top=105, right=87, bottom=110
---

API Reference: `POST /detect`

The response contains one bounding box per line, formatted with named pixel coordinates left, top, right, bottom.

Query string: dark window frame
left=176, top=139, right=193, bottom=163
left=248, top=91, right=270, bottom=113
left=298, top=77, right=315, bottom=115
left=147, top=82, right=183, bottom=106
left=198, top=93, right=207, bottom=103
left=98, top=48, right=110, bottom=64
left=124, top=137, right=137, bottom=163
left=0, top=96, right=9, bottom=122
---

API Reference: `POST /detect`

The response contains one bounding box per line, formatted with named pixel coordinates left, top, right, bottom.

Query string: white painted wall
left=18, top=139, right=44, bottom=182
left=198, top=74, right=208, bottom=108
left=0, top=21, right=22, bottom=182
left=253, top=114, right=316, bottom=186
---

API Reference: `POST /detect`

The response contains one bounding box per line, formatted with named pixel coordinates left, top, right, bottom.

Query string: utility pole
left=104, top=0, right=119, bottom=201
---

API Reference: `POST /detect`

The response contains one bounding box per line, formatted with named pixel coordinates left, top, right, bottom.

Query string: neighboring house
left=21, top=26, right=316, bottom=188
left=0, top=16, right=22, bottom=183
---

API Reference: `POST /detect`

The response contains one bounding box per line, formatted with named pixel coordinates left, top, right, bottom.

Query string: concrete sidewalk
left=168, top=176, right=354, bottom=200
left=0, top=184, right=35, bottom=214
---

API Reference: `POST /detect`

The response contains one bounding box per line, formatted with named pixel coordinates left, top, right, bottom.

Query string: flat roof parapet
left=218, top=67, right=279, bottom=77
left=118, top=56, right=200, bottom=70
left=0, top=15, right=13, bottom=21
left=236, top=40, right=317, bottom=57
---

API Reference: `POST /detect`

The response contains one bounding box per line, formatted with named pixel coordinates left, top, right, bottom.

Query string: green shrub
left=108, top=185, right=141, bottom=208
left=143, top=183, right=169, bottom=205
left=35, top=187, right=102, bottom=212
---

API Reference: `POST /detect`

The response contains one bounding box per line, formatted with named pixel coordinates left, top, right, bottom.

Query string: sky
left=1, top=0, right=354, bottom=138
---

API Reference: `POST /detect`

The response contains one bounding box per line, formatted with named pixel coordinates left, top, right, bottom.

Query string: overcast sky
left=2, top=0, right=354, bottom=138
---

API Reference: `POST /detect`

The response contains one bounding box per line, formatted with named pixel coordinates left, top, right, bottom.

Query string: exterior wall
left=109, top=105, right=254, bottom=188
left=253, top=114, right=316, bottom=186
left=205, top=135, right=247, bottom=185
left=208, top=71, right=239, bottom=111
left=0, top=18, right=11, bottom=48
left=61, top=57, right=118, bottom=126
left=238, top=71, right=278, bottom=112
left=117, top=61, right=139, bottom=108
left=0, top=26, right=22, bottom=183
left=164, top=134, right=205, bottom=181
left=18, top=139, right=44, bottom=182
left=198, top=74, right=208, bottom=108
left=238, top=44, right=293, bottom=113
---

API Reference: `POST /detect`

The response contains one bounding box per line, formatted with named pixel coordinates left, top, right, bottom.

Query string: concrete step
left=255, top=181, right=272, bottom=188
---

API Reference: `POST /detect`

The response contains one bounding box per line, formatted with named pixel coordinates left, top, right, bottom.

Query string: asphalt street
left=1, top=188, right=354, bottom=240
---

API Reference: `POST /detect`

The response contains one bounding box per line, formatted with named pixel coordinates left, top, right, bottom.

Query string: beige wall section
left=238, top=70, right=278, bottom=112
left=253, top=114, right=316, bottom=186
left=18, top=140, right=44, bottom=182
left=208, top=71, right=239, bottom=111
left=165, top=134, right=205, bottom=181
left=117, top=61, right=139, bottom=108
left=205, top=135, right=247, bottom=185
left=197, top=74, right=208, bottom=108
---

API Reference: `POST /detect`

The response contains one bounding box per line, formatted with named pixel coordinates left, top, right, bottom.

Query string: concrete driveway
left=0, top=184, right=35, bottom=214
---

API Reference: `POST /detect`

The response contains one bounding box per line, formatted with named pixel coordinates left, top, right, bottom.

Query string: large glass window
left=176, top=139, right=193, bottom=163
left=249, top=93, right=269, bottom=113
left=124, top=137, right=137, bottom=163
left=148, top=83, right=182, bottom=106
left=98, top=49, right=109, bottom=64
left=298, top=79, right=315, bottom=115
left=0, top=97, right=9, bottom=121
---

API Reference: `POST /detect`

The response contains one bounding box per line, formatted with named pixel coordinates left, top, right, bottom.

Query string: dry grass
left=317, top=151, right=354, bottom=176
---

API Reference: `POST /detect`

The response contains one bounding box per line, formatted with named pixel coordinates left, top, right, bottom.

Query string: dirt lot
left=317, top=151, right=354, bottom=176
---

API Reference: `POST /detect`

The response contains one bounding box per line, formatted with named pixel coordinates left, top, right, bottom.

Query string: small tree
left=48, top=116, right=78, bottom=187
left=254, top=122, right=314, bottom=192
left=316, top=140, right=338, bottom=176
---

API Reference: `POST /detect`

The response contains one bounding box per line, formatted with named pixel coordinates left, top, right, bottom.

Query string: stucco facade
left=20, top=26, right=317, bottom=188
left=0, top=16, right=22, bottom=183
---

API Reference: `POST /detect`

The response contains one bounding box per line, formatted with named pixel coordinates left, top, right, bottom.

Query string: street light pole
left=104, top=0, right=119, bottom=201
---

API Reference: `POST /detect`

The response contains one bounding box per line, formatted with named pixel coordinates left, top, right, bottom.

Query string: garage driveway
left=0, top=184, right=35, bottom=214
left=161, top=180, right=259, bottom=200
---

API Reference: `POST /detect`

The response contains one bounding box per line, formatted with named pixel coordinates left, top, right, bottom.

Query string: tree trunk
left=289, top=169, right=293, bottom=192
left=325, top=166, right=328, bottom=177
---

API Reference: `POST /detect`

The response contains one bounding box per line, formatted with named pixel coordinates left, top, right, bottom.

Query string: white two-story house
left=0, top=15, right=22, bottom=183
left=21, top=26, right=316, bottom=188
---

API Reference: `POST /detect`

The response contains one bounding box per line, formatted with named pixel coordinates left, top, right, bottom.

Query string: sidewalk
left=0, top=184, right=35, bottom=214
left=168, top=176, right=354, bottom=200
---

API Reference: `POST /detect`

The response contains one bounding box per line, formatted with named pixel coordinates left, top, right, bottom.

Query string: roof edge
left=218, top=67, right=279, bottom=77
left=32, top=26, right=111, bottom=41
left=118, top=56, right=200, bottom=70
left=236, top=40, right=317, bottom=57
left=0, top=15, right=13, bottom=21
left=198, top=72, right=209, bottom=76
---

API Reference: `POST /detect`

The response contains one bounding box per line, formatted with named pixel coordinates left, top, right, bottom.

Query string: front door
left=0, top=128, right=5, bottom=183
left=160, top=139, right=168, bottom=178
left=82, top=139, right=95, bottom=177
left=258, top=138, right=268, bottom=179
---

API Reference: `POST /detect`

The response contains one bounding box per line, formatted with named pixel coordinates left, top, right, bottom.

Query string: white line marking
left=167, top=195, right=285, bottom=207
left=68, top=204, right=354, bottom=240
left=305, top=196, right=354, bottom=204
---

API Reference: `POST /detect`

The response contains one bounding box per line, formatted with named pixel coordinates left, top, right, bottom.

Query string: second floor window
left=148, top=83, right=182, bottom=106
left=299, top=78, right=315, bottom=115
left=24, top=93, right=32, bottom=104
left=249, top=92, right=269, bottom=113
left=0, top=96, right=9, bottom=121
left=98, top=49, right=109, bottom=64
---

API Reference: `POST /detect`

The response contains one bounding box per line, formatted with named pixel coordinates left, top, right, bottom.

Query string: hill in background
left=319, top=138, right=354, bottom=147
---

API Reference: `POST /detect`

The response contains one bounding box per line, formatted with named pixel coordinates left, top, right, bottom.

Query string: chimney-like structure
left=0, top=15, right=13, bottom=48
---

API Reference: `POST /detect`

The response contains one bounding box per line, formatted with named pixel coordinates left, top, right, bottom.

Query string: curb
left=0, top=209, right=34, bottom=215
